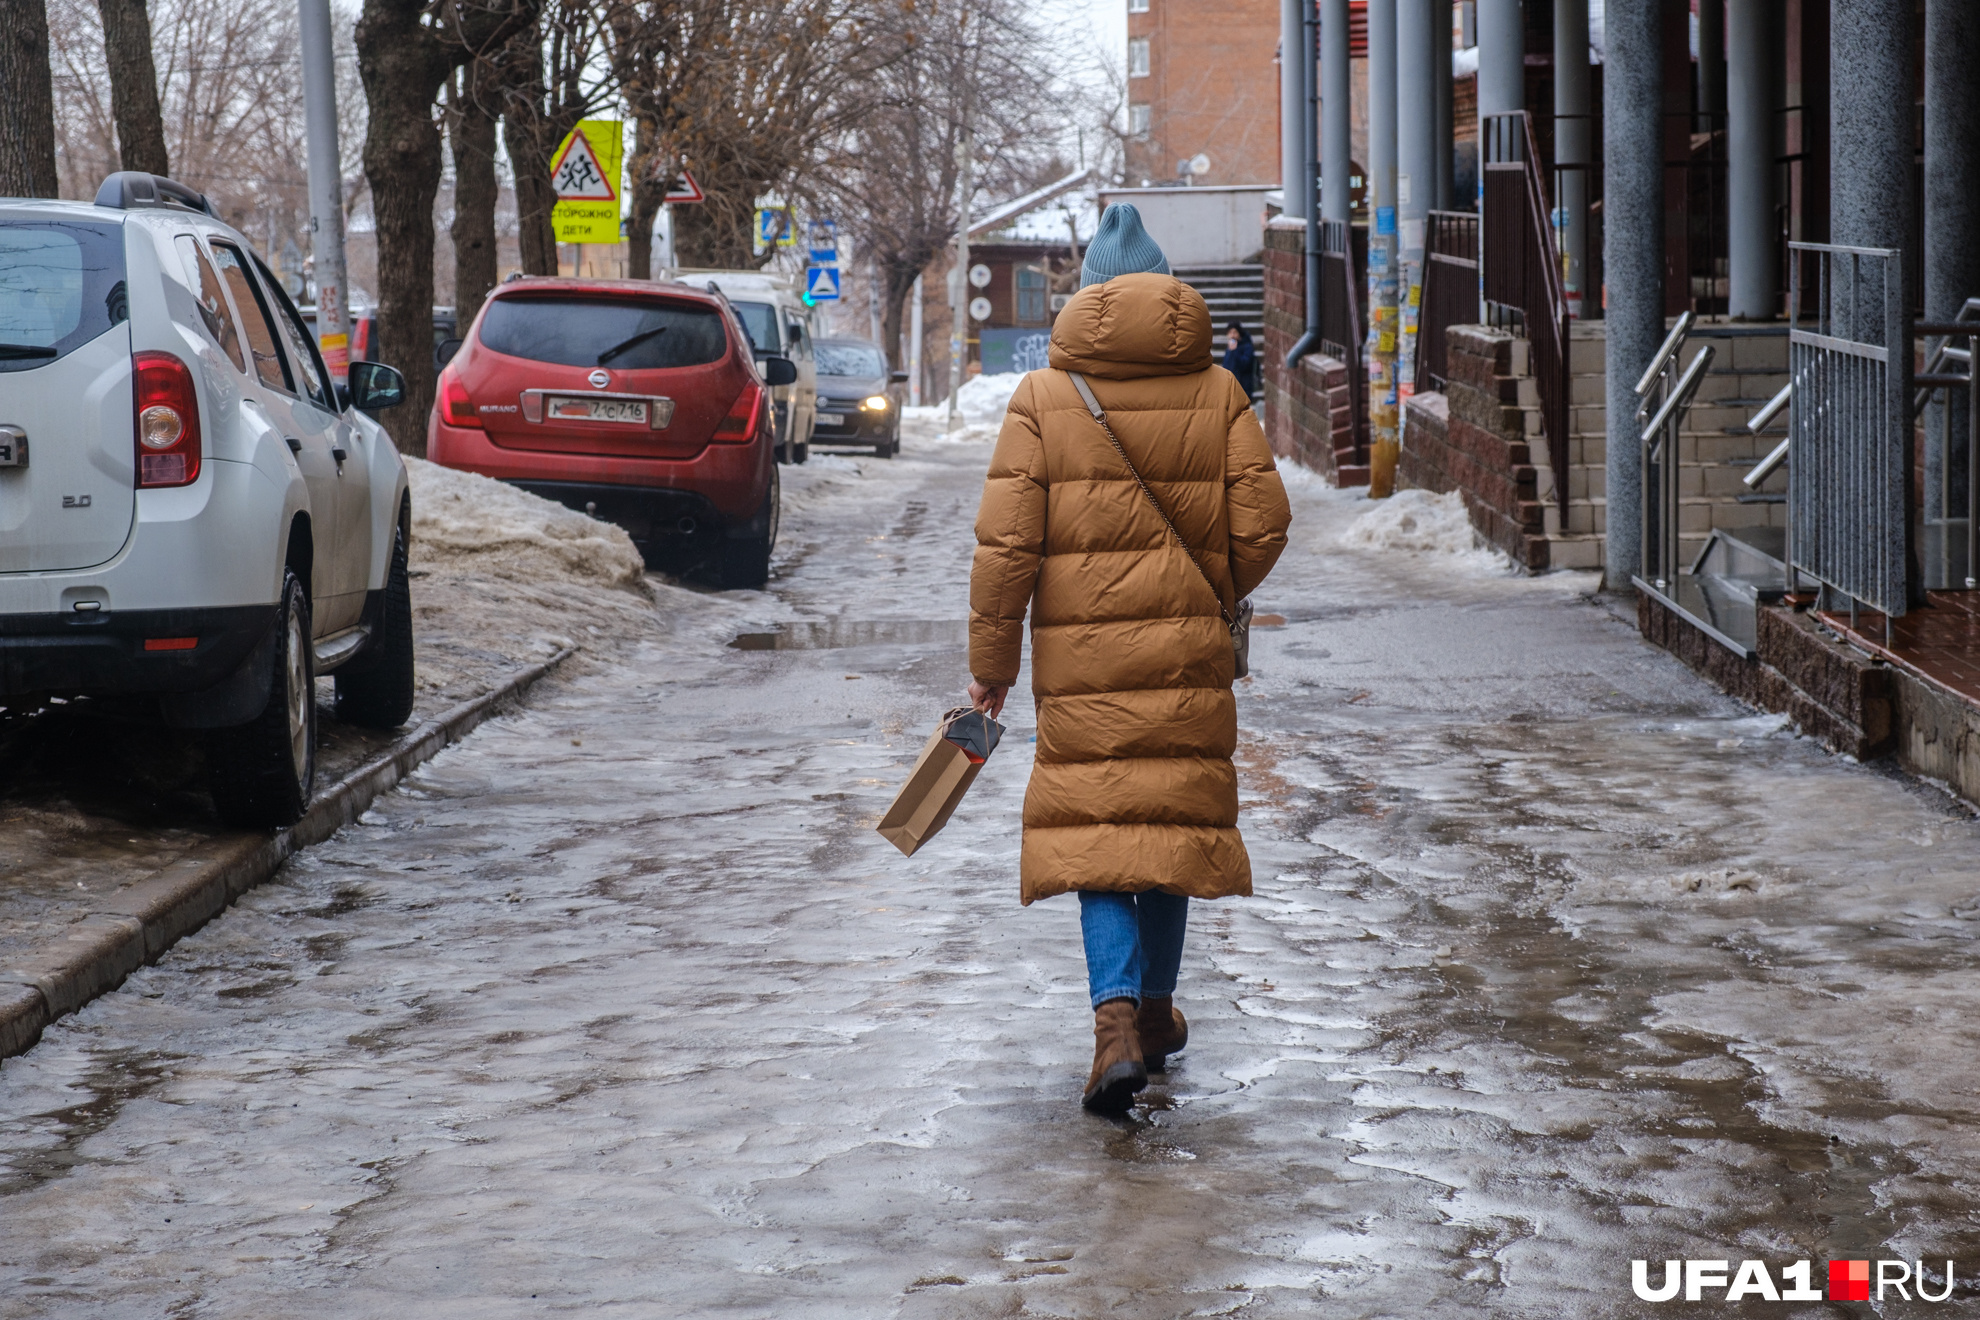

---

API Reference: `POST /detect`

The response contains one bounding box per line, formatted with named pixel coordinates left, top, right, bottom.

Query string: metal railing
left=1787, top=243, right=1914, bottom=632
left=1914, top=298, right=1980, bottom=589
left=1414, top=210, right=1478, bottom=394
left=1633, top=313, right=1714, bottom=592
left=1318, top=218, right=1368, bottom=465
left=1481, top=111, right=1571, bottom=515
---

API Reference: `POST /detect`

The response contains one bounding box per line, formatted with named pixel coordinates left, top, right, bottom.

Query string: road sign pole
left=298, top=0, right=347, bottom=382
left=948, top=128, right=972, bottom=432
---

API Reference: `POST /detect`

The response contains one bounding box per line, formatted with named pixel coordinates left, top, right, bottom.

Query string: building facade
left=1125, top=0, right=1284, bottom=187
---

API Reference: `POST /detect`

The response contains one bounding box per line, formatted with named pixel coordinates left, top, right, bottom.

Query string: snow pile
left=405, top=456, right=647, bottom=591
left=950, top=370, right=1027, bottom=423
left=1339, top=488, right=1511, bottom=573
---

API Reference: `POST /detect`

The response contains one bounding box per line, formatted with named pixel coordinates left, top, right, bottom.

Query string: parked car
left=426, top=276, right=795, bottom=588
left=0, top=172, right=414, bottom=827
left=811, top=338, right=910, bottom=458
left=663, top=268, right=817, bottom=465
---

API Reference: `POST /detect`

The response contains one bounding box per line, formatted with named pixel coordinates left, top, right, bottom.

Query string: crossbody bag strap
left=1066, top=370, right=1233, bottom=628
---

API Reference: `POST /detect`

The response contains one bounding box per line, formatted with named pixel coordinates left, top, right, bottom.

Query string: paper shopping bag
left=875, top=706, right=1005, bottom=856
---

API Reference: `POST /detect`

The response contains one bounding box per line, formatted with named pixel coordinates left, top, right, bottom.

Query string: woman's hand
left=968, top=680, right=1009, bottom=719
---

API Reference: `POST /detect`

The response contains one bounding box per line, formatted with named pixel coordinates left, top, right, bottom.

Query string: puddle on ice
left=728, top=619, right=968, bottom=650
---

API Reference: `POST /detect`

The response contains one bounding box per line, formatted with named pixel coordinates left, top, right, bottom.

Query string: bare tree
left=355, top=0, right=536, bottom=455
left=95, top=0, right=167, bottom=174
left=610, top=0, right=894, bottom=274
left=448, top=58, right=499, bottom=324
left=817, top=0, right=1067, bottom=371
left=0, top=0, right=59, bottom=196
left=494, top=0, right=614, bottom=277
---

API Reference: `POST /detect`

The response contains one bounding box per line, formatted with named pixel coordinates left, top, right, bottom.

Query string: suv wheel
left=335, top=512, right=416, bottom=729
left=714, top=465, right=779, bottom=590
left=208, top=569, right=315, bottom=828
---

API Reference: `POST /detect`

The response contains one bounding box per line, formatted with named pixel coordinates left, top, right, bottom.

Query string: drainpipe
left=1286, top=0, right=1324, bottom=368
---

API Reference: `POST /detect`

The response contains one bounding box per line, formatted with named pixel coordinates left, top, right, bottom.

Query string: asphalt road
left=4, top=424, right=1979, bottom=1317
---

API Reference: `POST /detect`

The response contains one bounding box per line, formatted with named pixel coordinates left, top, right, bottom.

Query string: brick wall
left=1261, top=220, right=1360, bottom=484
left=1125, top=0, right=1280, bottom=186
left=1399, top=325, right=1550, bottom=570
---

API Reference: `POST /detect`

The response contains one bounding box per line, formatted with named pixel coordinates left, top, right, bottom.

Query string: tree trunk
left=356, top=0, right=453, bottom=457
left=672, top=193, right=761, bottom=270
left=96, top=0, right=169, bottom=176
left=499, top=32, right=559, bottom=277
left=625, top=114, right=662, bottom=280
left=0, top=0, right=58, bottom=197
left=450, top=62, right=499, bottom=327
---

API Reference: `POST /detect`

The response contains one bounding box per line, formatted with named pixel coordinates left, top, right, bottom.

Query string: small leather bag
left=1066, top=371, right=1254, bottom=679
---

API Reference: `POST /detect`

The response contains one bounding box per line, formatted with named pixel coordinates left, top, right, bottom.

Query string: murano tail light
left=439, top=371, right=481, bottom=428
left=133, top=351, right=201, bottom=488
left=712, top=381, right=763, bottom=443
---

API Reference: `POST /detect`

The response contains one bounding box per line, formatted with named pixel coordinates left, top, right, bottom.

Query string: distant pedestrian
left=967, top=202, right=1292, bottom=1114
left=1222, top=321, right=1258, bottom=397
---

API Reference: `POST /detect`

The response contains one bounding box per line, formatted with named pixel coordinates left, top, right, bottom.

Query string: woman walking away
left=1222, top=320, right=1258, bottom=398
left=966, top=203, right=1292, bottom=1114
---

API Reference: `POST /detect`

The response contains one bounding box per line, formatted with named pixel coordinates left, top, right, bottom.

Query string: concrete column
left=1281, top=0, right=1305, bottom=217
left=1321, top=0, right=1351, bottom=222
left=1432, top=0, right=1453, bottom=209
left=1554, top=0, right=1590, bottom=318
left=1367, top=0, right=1400, bottom=492
left=1830, top=0, right=1914, bottom=270
left=1476, top=0, right=1524, bottom=119
left=1726, top=0, right=1781, bottom=320
left=1603, top=0, right=1665, bottom=587
left=1925, top=0, right=1980, bottom=522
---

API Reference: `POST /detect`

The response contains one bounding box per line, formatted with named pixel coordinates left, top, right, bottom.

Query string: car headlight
left=861, top=395, right=889, bottom=411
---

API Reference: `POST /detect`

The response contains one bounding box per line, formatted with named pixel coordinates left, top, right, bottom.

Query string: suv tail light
left=133, top=351, right=201, bottom=488
left=712, top=381, right=763, bottom=443
left=439, top=371, right=481, bottom=428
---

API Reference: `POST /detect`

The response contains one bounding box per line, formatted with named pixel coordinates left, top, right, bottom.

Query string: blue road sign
left=805, top=266, right=841, bottom=301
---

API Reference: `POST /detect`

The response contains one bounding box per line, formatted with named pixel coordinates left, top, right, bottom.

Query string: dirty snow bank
left=1338, top=488, right=1515, bottom=573
left=401, top=457, right=657, bottom=704
left=901, top=370, right=1028, bottom=444
left=407, top=457, right=646, bottom=590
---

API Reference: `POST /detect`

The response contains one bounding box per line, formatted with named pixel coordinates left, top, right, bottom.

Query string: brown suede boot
left=1137, top=995, right=1188, bottom=1071
left=1082, top=998, right=1148, bottom=1114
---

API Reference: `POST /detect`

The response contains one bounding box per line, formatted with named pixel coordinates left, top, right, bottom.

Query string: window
left=0, top=222, right=125, bottom=373
left=1129, top=104, right=1152, bottom=138
left=815, top=341, right=887, bottom=377
left=1129, top=38, right=1149, bottom=77
left=479, top=297, right=728, bottom=369
left=729, top=300, right=781, bottom=353
left=254, top=253, right=334, bottom=411
left=209, top=242, right=290, bottom=393
left=174, top=236, right=245, bottom=373
left=1128, top=0, right=1147, bottom=11
left=1016, top=267, right=1047, bottom=324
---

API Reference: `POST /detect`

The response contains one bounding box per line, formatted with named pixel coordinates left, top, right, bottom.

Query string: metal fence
left=1415, top=210, right=1478, bottom=394
left=1787, top=242, right=1915, bottom=627
left=1319, top=218, right=1368, bottom=465
left=1481, top=111, right=1571, bottom=515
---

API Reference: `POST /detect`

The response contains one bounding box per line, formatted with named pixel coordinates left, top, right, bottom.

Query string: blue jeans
left=1078, top=890, right=1189, bottom=1009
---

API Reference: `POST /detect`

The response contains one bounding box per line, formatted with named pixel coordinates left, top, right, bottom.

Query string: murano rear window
left=478, top=297, right=727, bottom=370
left=0, top=220, right=126, bottom=373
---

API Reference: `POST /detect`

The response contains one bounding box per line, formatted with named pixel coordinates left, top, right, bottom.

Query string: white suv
left=0, top=172, right=413, bottom=827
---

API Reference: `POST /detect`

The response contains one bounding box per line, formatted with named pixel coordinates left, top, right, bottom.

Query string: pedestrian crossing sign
left=805, top=266, right=841, bottom=302
left=551, top=120, right=623, bottom=244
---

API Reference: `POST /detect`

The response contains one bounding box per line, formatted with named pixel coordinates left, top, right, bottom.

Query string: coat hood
left=1047, top=273, right=1213, bottom=380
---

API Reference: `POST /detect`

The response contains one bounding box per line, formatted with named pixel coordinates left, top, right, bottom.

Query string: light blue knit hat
left=1080, top=203, right=1170, bottom=287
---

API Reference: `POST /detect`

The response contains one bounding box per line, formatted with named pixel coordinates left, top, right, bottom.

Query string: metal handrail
left=1642, top=346, right=1716, bottom=457
left=1635, top=312, right=1698, bottom=406
left=1637, top=340, right=1716, bottom=592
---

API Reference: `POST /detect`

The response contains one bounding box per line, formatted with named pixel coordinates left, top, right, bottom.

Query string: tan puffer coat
left=969, top=273, right=1292, bottom=905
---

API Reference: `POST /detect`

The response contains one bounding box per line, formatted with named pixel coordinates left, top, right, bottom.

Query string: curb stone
left=0, top=646, right=577, bottom=1062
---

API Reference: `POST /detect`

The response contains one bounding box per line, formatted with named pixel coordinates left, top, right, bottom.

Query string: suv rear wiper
left=596, top=326, right=668, bottom=365
left=0, top=344, right=57, bottom=360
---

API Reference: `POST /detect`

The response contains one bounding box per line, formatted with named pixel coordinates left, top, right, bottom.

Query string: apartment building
left=1124, top=0, right=1284, bottom=187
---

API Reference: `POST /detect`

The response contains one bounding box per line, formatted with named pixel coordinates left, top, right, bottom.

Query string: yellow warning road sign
left=552, top=120, right=622, bottom=244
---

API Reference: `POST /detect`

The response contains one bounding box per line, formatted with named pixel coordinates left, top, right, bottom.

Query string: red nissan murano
left=427, top=277, right=796, bottom=588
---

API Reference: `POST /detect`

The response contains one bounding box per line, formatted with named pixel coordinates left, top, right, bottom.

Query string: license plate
left=549, top=396, right=648, bottom=425
left=816, top=413, right=845, bottom=426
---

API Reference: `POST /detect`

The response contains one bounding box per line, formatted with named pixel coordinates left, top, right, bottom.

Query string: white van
left=663, top=269, right=818, bottom=464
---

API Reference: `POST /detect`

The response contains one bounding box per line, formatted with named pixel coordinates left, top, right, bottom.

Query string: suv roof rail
left=94, top=171, right=216, bottom=217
